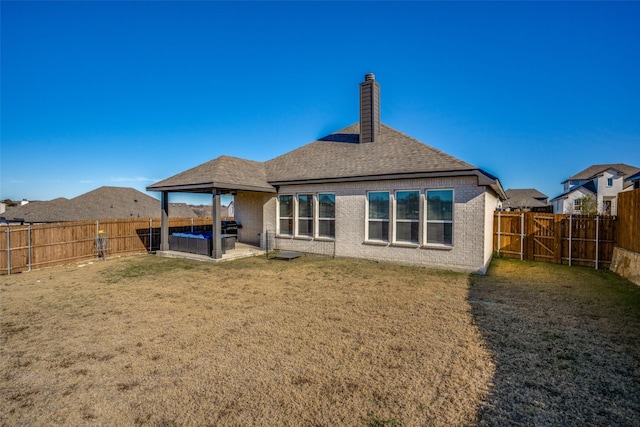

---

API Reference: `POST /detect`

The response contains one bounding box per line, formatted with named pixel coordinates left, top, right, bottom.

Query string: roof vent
left=359, top=73, right=381, bottom=144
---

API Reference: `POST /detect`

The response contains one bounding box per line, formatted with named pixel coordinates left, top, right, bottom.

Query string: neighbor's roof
left=550, top=181, right=597, bottom=202
left=502, top=188, right=549, bottom=209
left=563, top=163, right=640, bottom=183
left=625, top=171, right=640, bottom=182
left=148, top=156, right=275, bottom=193
left=2, top=187, right=197, bottom=223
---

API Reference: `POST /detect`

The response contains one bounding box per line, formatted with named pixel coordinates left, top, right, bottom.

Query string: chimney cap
left=364, top=73, right=375, bottom=81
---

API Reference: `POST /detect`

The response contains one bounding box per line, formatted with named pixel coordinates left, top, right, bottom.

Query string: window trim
left=296, top=193, right=314, bottom=237
left=316, top=193, right=336, bottom=239
left=277, top=194, right=294, bottom=236
left=424, top=189, right=454, bottom=247
left=393, top=189, right=421, bottom=244
left=366, top=191, right=391, bottom=243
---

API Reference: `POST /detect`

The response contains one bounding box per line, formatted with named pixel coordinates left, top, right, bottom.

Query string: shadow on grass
left=468, top=258, right=640, bottom=427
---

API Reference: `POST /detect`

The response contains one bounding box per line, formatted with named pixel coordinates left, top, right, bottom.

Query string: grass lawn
left=1, top=254, right=639, bottom=426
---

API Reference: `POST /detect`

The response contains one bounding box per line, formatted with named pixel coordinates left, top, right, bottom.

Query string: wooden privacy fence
left=494, top=212, right=617, bottom=269
left=0, top=217, right=214, bottom=275
left=617, top=188, right=640, bottom=254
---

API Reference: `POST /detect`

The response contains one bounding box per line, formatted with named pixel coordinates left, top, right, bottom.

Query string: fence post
left=191, top=217, right=194, bottom=233
left=595, top=215, right=599, bottom=270
left=520, top=213, right=525, bottom=261
left=149, top=218, right=153, bottom=252
left=28, top=225, right=32, bottom=272
left=497, top=211, right=501, bottom=257
left=569, top=215, right=572, bottom=266
left=6, top=228, right=10, bottom=276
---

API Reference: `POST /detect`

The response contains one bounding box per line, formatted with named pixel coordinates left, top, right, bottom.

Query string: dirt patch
left=1, top=254, right=492, bottom=426
left=470, top=259, right=640, bottom=426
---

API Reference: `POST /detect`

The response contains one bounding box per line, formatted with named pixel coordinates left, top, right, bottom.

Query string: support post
left=569, top=215, right=572, bottom=266
left=28, top=225, right=32, bottom=272
left=520, top=213, right=525, bottom=261
left=595, top=215, right=599, bottom=270
left=149, top=218, right=153, bottom=252
left=212, top=190, right=222, bottom=259
left=497, top=211, right=501, bottom=257
left=6, top=228, right=10, bottom=276
left=160, top=191, right=170, bottom=251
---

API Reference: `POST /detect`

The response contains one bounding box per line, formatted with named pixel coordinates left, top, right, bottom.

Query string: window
left=607, top=178, right=613, bottom=187
left=368, top=192, right=389, bottom=241
left=279, top=195, right=293, bottom=235
left=574, top=198, right=583, bottom=212
left=297, top=194, right=313, bottom=237
left=395, top=190, right=419, bottom=243
left=426, top=190, right=453, bottom=246
left=318, top=193, right=335, bottom=238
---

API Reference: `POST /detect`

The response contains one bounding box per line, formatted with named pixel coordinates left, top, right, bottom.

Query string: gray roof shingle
left=2, top=187, right=197, bottom=223
left=148, top=156, right=275, bottom=193
left=564, top=164, right=640, bottom=182
left=266, top=123, right=476, bottom=183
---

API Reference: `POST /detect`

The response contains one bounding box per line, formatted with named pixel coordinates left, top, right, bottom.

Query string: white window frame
left=425, top=189, right=454, bottom=247
left=366, top=191, right=390, bottom=242
left=394, top=190, right=420, bottom=244
left=278, top=195, right=294, bottom=236
left=296, top=194, right=314, bottom=237
left=316, top=193, right=335, bottom=239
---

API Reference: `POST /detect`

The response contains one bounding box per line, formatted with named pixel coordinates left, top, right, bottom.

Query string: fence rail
left=494, top=212, right=617, bottom=269
left=0, top=217, right=214, bottom=275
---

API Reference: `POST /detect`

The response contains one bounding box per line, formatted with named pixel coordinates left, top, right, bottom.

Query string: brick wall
left=264, top=176, right=493, bottom=273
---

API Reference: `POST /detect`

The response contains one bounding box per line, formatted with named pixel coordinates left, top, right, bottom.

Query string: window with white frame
left=395, top=190, right=420, bottom=243
left=607, top=178, right=613, bottom=187
left=573, top=198, right=583, bottom=212
left=279, top=195, right=293, bottom=236
left=368, top=191, right=390, bottom=241
left=426, top=190, right=453, bottom=246
left=318, top=193, right=335, bottom=238
left=297, top=194, right=313, bottom=237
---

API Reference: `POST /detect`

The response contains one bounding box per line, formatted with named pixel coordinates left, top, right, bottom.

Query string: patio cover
left=147, top=156, right=275, bottom=259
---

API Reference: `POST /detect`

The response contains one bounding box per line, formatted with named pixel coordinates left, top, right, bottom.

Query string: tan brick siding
left=262, top=177, right=493, bottom=273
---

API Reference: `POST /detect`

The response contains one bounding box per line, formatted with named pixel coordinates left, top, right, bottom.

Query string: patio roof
left=147, top=155, right=276, bottom=194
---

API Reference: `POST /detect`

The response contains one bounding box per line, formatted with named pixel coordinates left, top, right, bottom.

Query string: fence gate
left=531, top=215, right=561, bottom=263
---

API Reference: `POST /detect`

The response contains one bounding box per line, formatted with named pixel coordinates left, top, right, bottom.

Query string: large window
left=318, top=193, right=335, bottom=238
left=426, top=190, right=453, bottom=246
left=368, top=192, right=390, bottom=241
left=395, top=190, right=420, bottom=243
left=297, top=194, right=313, bottom=237
left=279, top=195, right=293, bottom=236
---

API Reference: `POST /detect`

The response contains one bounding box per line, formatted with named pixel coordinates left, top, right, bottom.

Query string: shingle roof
left=1, top=187, right=197, bottom=223
left=148, top=155, right=275, bottom=193
left=563, top=164, right=640, bottom=183
left=502, top=188, right=549, bottom=209
left=266, top=123, right=476, bottom=183
left=549, top=181, right=597, bottom=202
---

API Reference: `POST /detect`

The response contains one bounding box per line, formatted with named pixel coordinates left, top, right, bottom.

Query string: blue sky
left=2, top=1, right=639, bottom=206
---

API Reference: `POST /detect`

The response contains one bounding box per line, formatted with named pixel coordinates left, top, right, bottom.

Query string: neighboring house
left=148, top=74, right=505, bottom=273
left=1, top=186, right=197, bottom=223
left=501, top=188, right=552, bottom=212
left=227, top=200, right=234, bottom=218
left=626, top=171, right=640, bottom=190
left=550, top=164, right=640, bottom=215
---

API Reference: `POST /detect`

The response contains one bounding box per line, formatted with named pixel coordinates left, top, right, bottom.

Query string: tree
left=573, top=194, right=598, bottom=215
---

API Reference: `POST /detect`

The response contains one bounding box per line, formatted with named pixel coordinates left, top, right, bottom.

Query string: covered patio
left=147, top=156, right=276, bottom=260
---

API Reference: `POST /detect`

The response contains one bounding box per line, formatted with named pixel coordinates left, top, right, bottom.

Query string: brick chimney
left=359, top=73, right=380, bottom=143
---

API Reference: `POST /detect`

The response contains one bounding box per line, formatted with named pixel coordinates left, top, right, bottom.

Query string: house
left=148, top=74, right=505, bottom=273
left=626, top=171, right=640, bottom=190
left=501, top=188, right=552, bottom=212
left=1, top=186, right=197, bottom=223
left=550, top=164, right=640, bottom=215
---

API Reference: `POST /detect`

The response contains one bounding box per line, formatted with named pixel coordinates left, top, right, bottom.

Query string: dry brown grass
left=1, top=254, right=493, bottom=426
left=470, top=259, right=640, bottom=426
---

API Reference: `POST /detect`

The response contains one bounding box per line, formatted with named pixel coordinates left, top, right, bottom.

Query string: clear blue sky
left=2, top=1, right=639, bottom=205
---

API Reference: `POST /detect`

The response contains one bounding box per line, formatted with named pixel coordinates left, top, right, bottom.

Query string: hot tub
left=168, top=231, right=236, bottom=256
